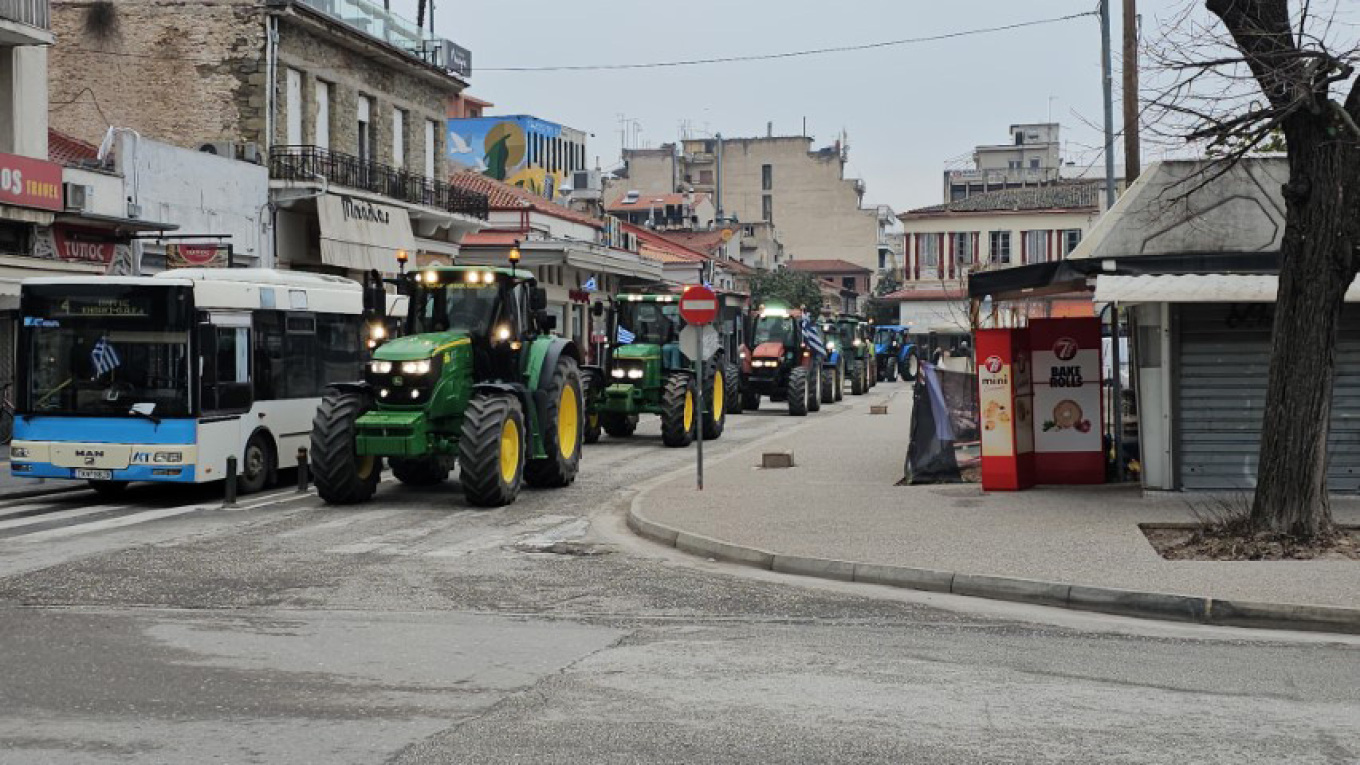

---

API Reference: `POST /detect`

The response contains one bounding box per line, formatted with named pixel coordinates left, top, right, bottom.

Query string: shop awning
left=458, top=240, right=663, bottom=281
left=317, top=193, right=415, bottom=272
left=1095, top=273, right=1360, bottom=305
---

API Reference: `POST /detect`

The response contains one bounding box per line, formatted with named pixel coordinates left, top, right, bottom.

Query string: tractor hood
left=614, top=343, right=663, bottom=359
left=372, top=331, right=470, bottom=361
left=752, top=341, right=787, bottom=359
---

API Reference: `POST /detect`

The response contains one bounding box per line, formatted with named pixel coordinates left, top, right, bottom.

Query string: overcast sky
left=392, top=0, right=1208, bottom=210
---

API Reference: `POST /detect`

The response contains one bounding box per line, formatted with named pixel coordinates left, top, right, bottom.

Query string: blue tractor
left=873, top=324, right=920, bottom=382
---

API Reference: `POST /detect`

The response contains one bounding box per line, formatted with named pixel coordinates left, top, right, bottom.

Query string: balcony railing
left=0, top=0, right=50, bottom=30
left=289, top=0, right=471, bottom=77
left=270, top=145, right=489, bottom=219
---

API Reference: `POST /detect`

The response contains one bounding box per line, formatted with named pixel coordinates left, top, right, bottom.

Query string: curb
left=627, top=505, right=1360, bottom=636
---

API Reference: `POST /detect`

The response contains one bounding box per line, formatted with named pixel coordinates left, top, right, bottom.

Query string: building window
left=1062, top=229, right=1083, bottom=256
left=1029, top=157, right=1040, bottom=170
left=425, top=120, right=436, bottom=177
left=1008, top=159, right=1021, bottom=170
left=285, top=68, right=303, bottom=145
left=989, top=230, right=1011, bottom=265
left=762, top=194, right=773, bottom=222
left=314, top=80, right=330, bottom=149
left=357, top=96, right=373, bottom=163
left=392, top=108, right=406, bottom=169
left=761, top=164, right=773, bottom=191
left=1023, top=230, right=1046, bottom=264
left=952, top=232, right=974, bottom=266
left=918, top=234, right=939, bottom=270
left=699, top=169, right=714, bottom=185
left=842, top=276, right=855, bottom=290
left=1015, top=131, right=1024, bottom=146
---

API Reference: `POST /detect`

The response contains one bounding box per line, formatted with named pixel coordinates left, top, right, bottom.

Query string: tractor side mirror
left=530, top=286, right=548, bottom=311
left=536, top=310, right=557, bottom=332
left=362, top=269, right=386, bottom=318
left=591, top=301, right=605, bottom=317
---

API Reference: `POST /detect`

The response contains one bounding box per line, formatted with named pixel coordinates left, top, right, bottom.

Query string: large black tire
left=458, top=394, right=525, bottom=507
left=238, top=433, right=275, bottom=495
left=807, top=363, right=821, bottom=413
left=850, top=360, right=866, bottom=396
left=882, top=358, right=897, bottom=382
left=725, top=361, right=744, bottom=415
left=867, top=356, right=878, bottom=388
left=661, top=373, right=696, bottom=447
left=390, top=457, right=450, bottom=486
left=702, top=363, right=726, bottom=440
left=581, top=367, right=604, bottom=445
left=820, top=366, right=836, bottom=404
left=311, top=389, right=382, bottom=505
left=525, top=357, right=585, bottom=488
left=900, top=350, right=920, bottom=382
left=602, top=413, right=637, bottom=438
left=787, top=366, right=808, bottom=417
left=834, top=363, right=845, bottom=402
left=740, top=389, right=761, bottom=411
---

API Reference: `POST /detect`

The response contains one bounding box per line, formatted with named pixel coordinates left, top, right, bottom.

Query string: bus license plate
left=74, top=469, right=112, bottom=480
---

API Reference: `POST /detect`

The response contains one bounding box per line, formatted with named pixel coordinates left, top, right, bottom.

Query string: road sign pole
left=695, top=325, right=704, bottom=491
left=678, top=283, right=719, bottom=493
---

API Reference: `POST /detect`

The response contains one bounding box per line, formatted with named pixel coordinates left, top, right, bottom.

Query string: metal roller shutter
left=1176, top=304, right=1360, bottom=492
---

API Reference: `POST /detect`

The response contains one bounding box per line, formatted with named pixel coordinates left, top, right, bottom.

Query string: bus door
left=197, top=311, right=254, bottom=481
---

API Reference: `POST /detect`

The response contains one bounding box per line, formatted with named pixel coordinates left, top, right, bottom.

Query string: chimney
left=767, top=122, right=773, bottom=138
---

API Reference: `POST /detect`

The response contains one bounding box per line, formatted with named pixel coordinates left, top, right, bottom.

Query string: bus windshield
left=617, top=301, right=679, bottom=345
left=20, top=284, right=193, bottom=417
left=410, top=284, right=503, bottom=336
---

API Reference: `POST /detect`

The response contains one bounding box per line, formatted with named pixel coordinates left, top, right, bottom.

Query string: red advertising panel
left=167, top=243, right=228, bottom=268
left=0, top=153, right=63, bottom=212
left=1029, top=318, right=1104, bottom=484
left=976, top=328, right=1035, bottom=491
left=52, top=226, right=116, bottom=264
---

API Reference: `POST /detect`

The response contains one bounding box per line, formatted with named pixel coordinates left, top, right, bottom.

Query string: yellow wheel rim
left=356, top=454, right=376, bottom=480
left=499, top=417, right=520, bottom=484
left=712, top=369, right=724, bottom=420
left=558, top=384, right=579, bottom=459
left=683, top=388, right=694, bottom=432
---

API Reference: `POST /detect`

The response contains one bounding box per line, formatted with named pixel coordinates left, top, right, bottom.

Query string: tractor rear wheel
left=787, top=367, right=809, bottom=417
left=390, top=457, right=450, bottom=486
left=835, top=364, right=845, bottom=401
left=901, top=350, right=920, bottom=382
left=850, top=360, right=866, bottom=395
left=661, top=373, right=696, bottom=447
left=725, top=361, right=743, bottom=414
left=602, top=413, right=637, bottom=438
left=820, top=366, right=836, bottom=404
left=868, top=357, right=878, bottom=387
left=807, top=363, right=821, bottom=412
left=582, top=367, right=604, bottom=444
left=883, top=358, right=897, bottom=382
left=311, top=389, right=382, bottom=505
left=740, top=389, right=761, bottom=411
left=702, top=363, right=726, bottom=440
left=525, top=357, right=584, bottom=488
left=458, top=394, right=525, bottom=507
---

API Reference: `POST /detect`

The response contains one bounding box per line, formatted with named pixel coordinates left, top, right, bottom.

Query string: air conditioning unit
left=198, top=140, right=238, bottom=158
left=239, top=142, right=262, bottom=164
left=126, top=201, right=143, bottom=219
left=63, top=183, right=92, bottom=212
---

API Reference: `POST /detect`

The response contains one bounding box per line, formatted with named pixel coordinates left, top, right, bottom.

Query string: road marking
left=11, top=504, right=216, bottom=542
left=0, top=501, right=139, bottom=531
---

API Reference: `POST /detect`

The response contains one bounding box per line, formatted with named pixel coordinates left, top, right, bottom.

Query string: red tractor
left=738, top=304, right=824, bottom=416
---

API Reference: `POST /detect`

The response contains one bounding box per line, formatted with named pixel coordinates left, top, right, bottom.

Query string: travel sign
left=0, top=153, right=63, bottom=212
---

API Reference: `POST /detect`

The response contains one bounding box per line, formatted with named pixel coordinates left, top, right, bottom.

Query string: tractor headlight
left=827, top=341, right=836, bottom=350
left=496, top=325, right=512, bottom=341
left=626, top=368, right=644, bottom=380
left=483, top=271, right=497, bottom=284
left=853, top=338, right=862, bottom=346
left=371, top=361, right=394, bottom=374
left=370, top=324, right=387, bottom=340
left=611, top=368, right=626, bottom=379
left=401, top=360, right=432, bottom=375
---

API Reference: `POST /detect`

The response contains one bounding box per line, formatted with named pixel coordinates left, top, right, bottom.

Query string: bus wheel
left=238, top=434, right=274, bottom=494
left=89, top=480, right=129, bottom=499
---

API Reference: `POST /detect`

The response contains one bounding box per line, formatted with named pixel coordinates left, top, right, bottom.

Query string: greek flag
left=91, top=336, right=121, bottom=376
left=801, top=317, right=826, bottom=358
left=583, top=275, right=598, bottom=292
left=616, top=325, right=636, bottom=345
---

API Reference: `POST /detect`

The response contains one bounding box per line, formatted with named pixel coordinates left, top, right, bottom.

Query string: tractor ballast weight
left=740, top=305, right=824, bottom=416
left=310, top=266, right=585, bottom=508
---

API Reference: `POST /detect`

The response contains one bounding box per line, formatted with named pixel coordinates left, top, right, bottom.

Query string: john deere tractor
left=581, top=293, right=724, bottom=447
left=310, top=266, right=584, bottom=508
left=823, top=315, right=874, bottom=395
left=740, top=305, right=823, bottom=415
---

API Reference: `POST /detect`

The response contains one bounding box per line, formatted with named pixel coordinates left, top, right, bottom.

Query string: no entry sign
left=679, top=284, right=718, bottom=325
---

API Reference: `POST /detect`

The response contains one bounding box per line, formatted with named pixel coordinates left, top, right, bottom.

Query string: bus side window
left=200, top=324, right=252, bottom=413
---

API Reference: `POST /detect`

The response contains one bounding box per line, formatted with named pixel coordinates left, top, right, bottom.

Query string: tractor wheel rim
left=712, top=370, right=724, bottom=420
left=559, top=384, right=579, bottom=459
left=500, top=418, right=521, bottom=484
left=356, top=454, right=376, bottom=480
left=683, top=389, right=694, bottom=432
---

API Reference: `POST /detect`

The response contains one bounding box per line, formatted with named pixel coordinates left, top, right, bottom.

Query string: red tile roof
left=48, top=129, right=101, bottom=167
left=448, top=171, right=604, bottom=229
left=459, top=231, right=525, bottom=247
left=785, top=258, right=871, bottom=274
left=625, top=223, right=708, bottom=264
left=606, top=192, right=710, bottom=212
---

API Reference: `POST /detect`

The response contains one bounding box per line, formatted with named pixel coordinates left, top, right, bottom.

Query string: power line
left=480, top=11, right=1098, bottom=72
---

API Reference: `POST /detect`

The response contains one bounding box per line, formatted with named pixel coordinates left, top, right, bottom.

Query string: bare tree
left=1147, top=1, right=1359, bottom=537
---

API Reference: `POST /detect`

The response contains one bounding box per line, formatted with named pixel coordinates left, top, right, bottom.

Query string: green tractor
left=310, top=265, right=584, bottom=508
left=823, top=315, right=875, bottom=396
left=581, top=293, right=725, bottom=447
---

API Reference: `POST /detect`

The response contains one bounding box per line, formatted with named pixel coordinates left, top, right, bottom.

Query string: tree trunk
left=1250, top=124, right=1358, bottom=537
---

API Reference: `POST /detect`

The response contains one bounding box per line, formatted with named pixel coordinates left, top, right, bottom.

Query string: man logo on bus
left=984, top=355, right=1004, bottom=374
left=1053, top=337, right=1079, bottom=361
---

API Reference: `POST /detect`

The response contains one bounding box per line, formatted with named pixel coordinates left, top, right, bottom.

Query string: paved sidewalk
left=637, top=383, right=1360, bottom=612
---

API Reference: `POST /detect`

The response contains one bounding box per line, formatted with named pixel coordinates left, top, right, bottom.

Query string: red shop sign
left=0, top=153, right=63, bottom=212
left=53, top=227, right=116, bottom=264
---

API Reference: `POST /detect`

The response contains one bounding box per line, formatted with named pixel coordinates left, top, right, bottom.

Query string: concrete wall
left=0, top=44, right=47, bottom=157
left=616, top=148, right=675, bottom=198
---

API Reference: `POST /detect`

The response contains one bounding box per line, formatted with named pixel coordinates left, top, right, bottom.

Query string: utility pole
left=1099, top=0, right=1117, bottom=210
left=1122, top=0, right=1141, bottom=185
left=715, top=132, right=724, bottom=223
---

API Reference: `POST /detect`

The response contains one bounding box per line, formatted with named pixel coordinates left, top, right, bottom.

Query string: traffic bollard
left=224, top=456, right=238, bottom=506
left=297, top=447, right=309, bottom=493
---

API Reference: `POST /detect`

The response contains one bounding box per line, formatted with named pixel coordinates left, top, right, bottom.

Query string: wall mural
left=447, top=117, right=567, bottom=201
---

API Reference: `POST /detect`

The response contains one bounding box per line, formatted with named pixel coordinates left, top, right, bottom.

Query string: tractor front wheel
left=458, top=394, right=525, bottom=507
left=525, top=357, right=585, bottom=488
left=740, top=389, right=761, bottom=411
left=787, top=367, right=809, bottom=417
left=602, top=413, right=637, bottom=438
left=311, top=389, right=382, bottom=505
left=820, top=366, right=836, bottom=404
left=582, top=368, right=604, bottom=444
left=807, top=364, right=821, bottom=413
left=661, top=373, right=696, bottom=447
left=850, top=361, right=866, bottom=395
left=702, top=364, right=726, bottom=440
left=725, top=361, right=744, bottom=414
left=390, top=457, right=450, bottom=486
left=835, top=364, right=845, bottom=401
left=901, top=350, right=920, bottom=382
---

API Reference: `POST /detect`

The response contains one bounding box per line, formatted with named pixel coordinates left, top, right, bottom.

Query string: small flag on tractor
left=617, top=325, right=636, bottom=344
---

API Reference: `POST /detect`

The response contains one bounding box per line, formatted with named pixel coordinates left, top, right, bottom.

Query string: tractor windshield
left=410, top=284, right=503, bottom=337
left=874, top=328, right=898, bottom=346
left=617, top=301, right=679, bottom=345
left=753, top=316, right=795, bottom=347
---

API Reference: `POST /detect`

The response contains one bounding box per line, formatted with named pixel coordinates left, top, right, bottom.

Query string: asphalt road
left=0, top=388, right=1357, bottom=764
